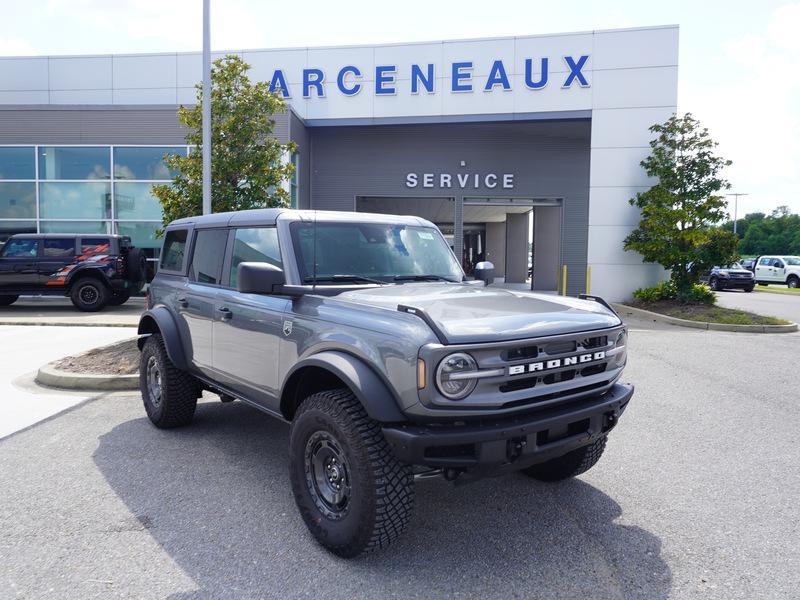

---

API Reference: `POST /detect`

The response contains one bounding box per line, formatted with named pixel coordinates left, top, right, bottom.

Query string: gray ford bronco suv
left=138, top=208, right=633, bottom=557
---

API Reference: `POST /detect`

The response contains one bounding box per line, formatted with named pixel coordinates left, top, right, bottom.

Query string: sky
left=2, top=0, right=798, bottom=218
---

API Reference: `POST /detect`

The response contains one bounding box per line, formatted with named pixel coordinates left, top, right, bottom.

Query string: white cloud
left=0, top=38, right=37, bottom=57
left=682, top=2, right=800, bottom=216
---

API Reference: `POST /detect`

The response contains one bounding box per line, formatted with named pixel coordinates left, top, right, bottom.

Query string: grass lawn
left=754, top=285, right=800, bottom=295
left=630, top=300, right=791, bottom=325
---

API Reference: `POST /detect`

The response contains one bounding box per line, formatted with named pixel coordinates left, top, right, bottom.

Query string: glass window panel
left=43, top=238, right=76, bottom=257
left=0, top=220, right=36, bottom=243
left=39, top=182, right=111, bottom=219
left=1, top=238, right=39, bottom=257
left=0, top=182, right=36, bottom=218
left=40, top=221, right=110, bottom=234
left=113, top=146, right=184, bottom=180
left=116, top=221, right=161, bottom=253
left=80, top=237, right=111, bottom=254
left=0, top=147, right=35, bottom=179
left=230, top=227, right=282, bottom=288
left=38, top=146, right=110, bottom=180
left=159, top=229, right=187, bottom=271
left=189, top=229, right=228, bottom=285
left=114, top=182, right=164, bottom=220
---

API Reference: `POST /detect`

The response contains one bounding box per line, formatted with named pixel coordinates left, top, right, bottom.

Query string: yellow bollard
left=586, top=265, right=591, bottom=295
left=561, top=264, right=568, bottom=296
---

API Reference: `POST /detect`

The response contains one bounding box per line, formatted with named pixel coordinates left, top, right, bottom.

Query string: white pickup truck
left=753, top=256, right=800, bottom=288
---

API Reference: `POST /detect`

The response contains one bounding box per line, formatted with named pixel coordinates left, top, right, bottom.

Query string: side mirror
left=237, top=262, right=285, bottom=294
left=473, top=261, right=495, bottom=286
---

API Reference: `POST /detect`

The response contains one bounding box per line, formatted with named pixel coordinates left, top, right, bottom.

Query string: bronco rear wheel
left=139, top=334, right=198, bottom=428
left=520, top=436, right=607, bottom=482
left=70, top=278, right=109, bottom=312
left=289, top=389, right=414, bottom=558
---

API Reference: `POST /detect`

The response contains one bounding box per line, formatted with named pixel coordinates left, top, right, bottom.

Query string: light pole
left=727, top=193, right=748, bottom=235
left=202, top=0, right=212, bottom=215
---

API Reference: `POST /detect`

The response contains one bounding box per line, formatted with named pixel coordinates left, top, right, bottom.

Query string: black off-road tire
left=125, top=247, right=147, bottom=283
left=0, top=294, right=19, bottom=306
left=289, top=389, right=414, bottom=558
left=521, top=436, right=607, bottom=482
left=140, top=334, right=198, bottom=428
left=108, top=290, right=131, bottom=306
left=70, top=278, right=110, bottom=312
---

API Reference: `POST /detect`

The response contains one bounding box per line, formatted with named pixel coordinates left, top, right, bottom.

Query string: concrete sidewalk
left=0, top=296, right=142, bottom=327
left=0, top=325, right=136, bottom=438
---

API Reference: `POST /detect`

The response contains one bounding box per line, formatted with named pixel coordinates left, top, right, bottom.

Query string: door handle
left=176, top=296, right=188, bottom=308
left=217, top=306, right=233, bottom=320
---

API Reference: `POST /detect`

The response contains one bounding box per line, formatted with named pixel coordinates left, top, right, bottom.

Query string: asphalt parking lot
left=715, top=287, right=800, bottom=323
left=1, top=319, right=798, bottom=599
left=0, top=296, right=143, bottom=327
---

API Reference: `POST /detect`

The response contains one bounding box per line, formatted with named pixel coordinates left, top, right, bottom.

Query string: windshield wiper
left=393, top=274, right=458, bottom=283
left=304, top=274, right=387, bottom=285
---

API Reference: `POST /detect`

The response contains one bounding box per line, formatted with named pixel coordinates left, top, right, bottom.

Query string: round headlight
left=435, top=352, right=478, bottom=400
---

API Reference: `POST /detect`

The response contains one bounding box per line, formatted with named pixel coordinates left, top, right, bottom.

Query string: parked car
left=698, top=263, right=755, bottom=292
left=137, top=209, right=633, bottom=557
left=740, top=258, right=756, bottom=272
left=0, top=233, right=147, bottom=311
left=753, top=255, right=800, bottom=288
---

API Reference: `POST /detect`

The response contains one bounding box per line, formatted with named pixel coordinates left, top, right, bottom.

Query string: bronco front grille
left=419, top=324, right=625, bottom=412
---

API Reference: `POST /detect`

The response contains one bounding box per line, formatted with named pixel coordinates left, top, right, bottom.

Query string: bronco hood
left=336, top=283, right=622, bottom=344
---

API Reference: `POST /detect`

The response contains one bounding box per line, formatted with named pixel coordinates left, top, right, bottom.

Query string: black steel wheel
left=289, top=389, right=414, bottom=558
left=69, top=278, right=109, bottom=312
left=139, top=334, right=198, bottom=428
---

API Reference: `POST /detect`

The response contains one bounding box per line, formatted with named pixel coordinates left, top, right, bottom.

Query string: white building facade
left=0, top=25, right=678, bottom=299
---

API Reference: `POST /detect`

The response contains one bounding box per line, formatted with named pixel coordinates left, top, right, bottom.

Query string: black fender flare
left=281, top=350, right=406, bottom=423
left=65, top=264, right=111, bottom=287
left=137, top=306, right=189, bottom=371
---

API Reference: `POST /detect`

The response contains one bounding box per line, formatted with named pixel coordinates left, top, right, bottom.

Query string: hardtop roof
left=166, top=208, right=434, bottom=229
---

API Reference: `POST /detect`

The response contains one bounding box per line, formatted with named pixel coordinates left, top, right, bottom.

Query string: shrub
left=632, top=280, right=677, bottom=303
left=678, top=283, right=716, bottom=305
left=633, top=281, right=715, bottom=305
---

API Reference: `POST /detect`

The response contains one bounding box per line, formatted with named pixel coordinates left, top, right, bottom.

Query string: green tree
left=153, top=55, right=296, bottom=227
left=721, top=208, right=800, bottom=255
left=624, top=113, right=736, bottom=298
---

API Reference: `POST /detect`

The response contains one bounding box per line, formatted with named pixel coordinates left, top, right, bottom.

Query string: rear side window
left=229, top=227, right=282, bottom=288
left=43, top=238, right=75, bottom=257
left=81, top=237, right=110, bottom=255
left=1, top=238, right=38, bottom=257
left=189, top=229, right=228, bottom=285
left=160, top=229, right=188, bottom=272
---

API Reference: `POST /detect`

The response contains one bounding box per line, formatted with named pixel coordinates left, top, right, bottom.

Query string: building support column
left=453, top=197, right=464, bottom=269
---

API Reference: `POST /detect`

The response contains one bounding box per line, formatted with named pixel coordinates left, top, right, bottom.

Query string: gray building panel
left=307, top=120, right=590, bottom=294
left=0, top=106, right=291, bottom=146
left=288, top=110, right=311, bottom=209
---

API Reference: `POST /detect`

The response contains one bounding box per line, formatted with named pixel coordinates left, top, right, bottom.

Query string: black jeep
left=0, top=233, right=146, bottom=311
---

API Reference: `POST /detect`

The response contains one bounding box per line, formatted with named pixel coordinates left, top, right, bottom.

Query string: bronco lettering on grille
left=508, top=351, right=606, bottom=376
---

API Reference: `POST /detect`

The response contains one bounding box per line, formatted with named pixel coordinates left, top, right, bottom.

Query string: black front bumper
left=719, top=278, right=754, bottom=289
left=383, top=383, right=633, bottom=475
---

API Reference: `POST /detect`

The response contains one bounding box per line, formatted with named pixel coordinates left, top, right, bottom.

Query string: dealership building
left=0, top=25, right=677, bottom=300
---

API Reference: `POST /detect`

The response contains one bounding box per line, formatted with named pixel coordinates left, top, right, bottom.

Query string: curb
left=612, top=303, right=799, bottom=334
left=0, top=320, right=137, bottom=328
left=35, top=362, right=139, bottom=391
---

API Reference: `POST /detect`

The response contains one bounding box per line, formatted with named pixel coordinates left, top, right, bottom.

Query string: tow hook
left=506, top=436, right=527, bottom=462
left=602, top=411, right=618, bottom=433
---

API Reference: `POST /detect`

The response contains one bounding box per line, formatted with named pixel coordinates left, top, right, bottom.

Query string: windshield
left=290, top=221, right=463, bottom=283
